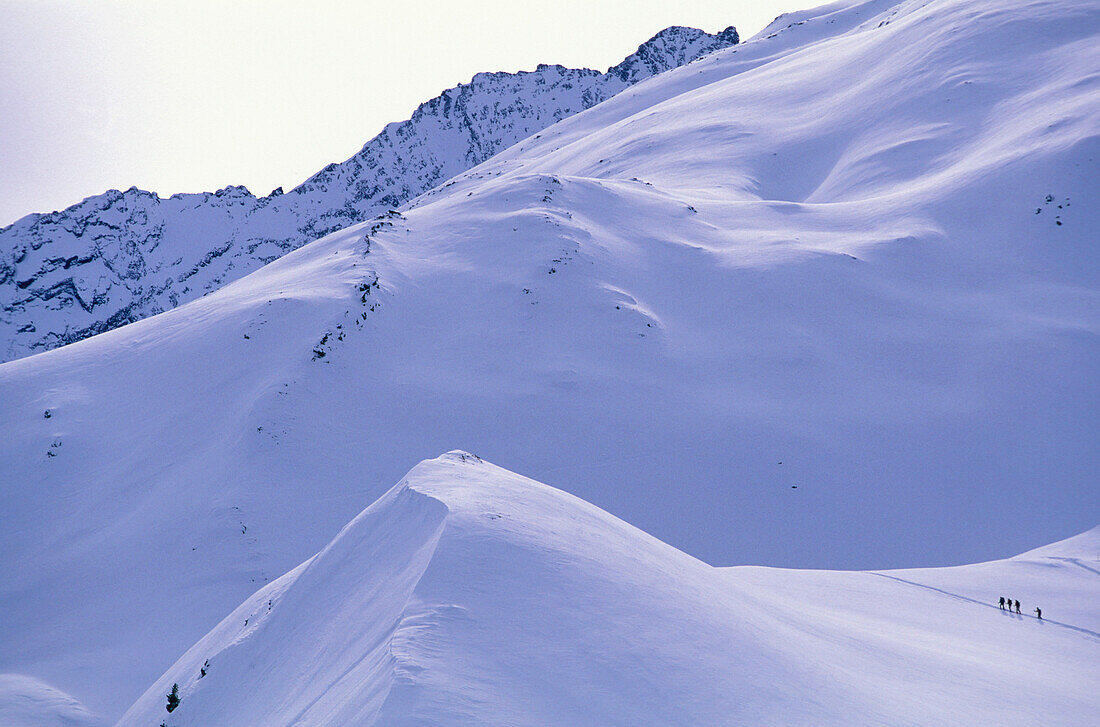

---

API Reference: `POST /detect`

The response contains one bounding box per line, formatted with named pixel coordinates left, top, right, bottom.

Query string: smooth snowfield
left=1, top=0, right=1097, bottom=719
left=118, top=453, right=1100, bottom=726
left=0, top=674, right=104, bottom=727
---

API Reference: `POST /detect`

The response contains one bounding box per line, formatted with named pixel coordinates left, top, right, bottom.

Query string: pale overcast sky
left=0, top=1, right=817, bottom=226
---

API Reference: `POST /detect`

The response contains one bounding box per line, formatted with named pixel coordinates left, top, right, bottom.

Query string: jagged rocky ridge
left=0, top=25, right=737, bottom=362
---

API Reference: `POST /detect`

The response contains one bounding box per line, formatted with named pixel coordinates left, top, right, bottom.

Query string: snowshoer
left=1015, top=600, right=1021, bottom=614
left=999, top=596, right=1005, bottom=610
left=1035, top=607, right=1042, bottom=620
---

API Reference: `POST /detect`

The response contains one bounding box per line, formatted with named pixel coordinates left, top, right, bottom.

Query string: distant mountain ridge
left=0, top=25, right=737, bottom=362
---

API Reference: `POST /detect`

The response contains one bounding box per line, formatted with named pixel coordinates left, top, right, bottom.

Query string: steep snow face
left=0, top=26, right=737, bottom=362
left=116, top=453, right=1100, bottom=727
left=1, top=0, right=1097, bottom=719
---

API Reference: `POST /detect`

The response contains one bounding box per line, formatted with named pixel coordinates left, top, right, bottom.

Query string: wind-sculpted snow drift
left=0, top=26, right=737, bottom=362
left=1, top=0, right=1098, bottom=721
left=0, top=675, right=104, bottom=727
left=117, top=453, right=1099, bottom=727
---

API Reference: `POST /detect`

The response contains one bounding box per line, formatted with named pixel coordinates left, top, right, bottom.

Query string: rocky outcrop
left=0, top=26, right=737, bottom=361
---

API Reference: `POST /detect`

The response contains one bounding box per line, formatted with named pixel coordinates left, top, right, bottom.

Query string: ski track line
left=867, top=572, right=1100, bottom=642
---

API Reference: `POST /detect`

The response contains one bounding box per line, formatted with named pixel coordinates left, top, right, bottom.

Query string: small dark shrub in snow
left=166, top=683, right=181, bottom=712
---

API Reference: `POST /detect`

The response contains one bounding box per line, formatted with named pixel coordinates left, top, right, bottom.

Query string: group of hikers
left=999, top=596, right=1041, bottom=619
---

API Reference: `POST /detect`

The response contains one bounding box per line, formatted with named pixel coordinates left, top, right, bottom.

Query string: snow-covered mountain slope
left=1, top=0, right=1097, bottom=720
left=0, top=675, right=104, bottom=727
left=0, top=26, right=738, bottom=363
left=116, top=453, right=1100, bottom=727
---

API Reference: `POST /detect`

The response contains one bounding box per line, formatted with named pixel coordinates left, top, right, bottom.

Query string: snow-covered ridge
left=0, top=674, right=103, bottom=727
left=115, top=453, right=1099, bottom=726
left=0, top=25, right=737, bottom=362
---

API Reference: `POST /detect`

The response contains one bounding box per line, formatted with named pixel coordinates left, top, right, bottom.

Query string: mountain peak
left=116, top=455, right=1100, bottom=727
left=608, top=24, right=739, bottom=83
left=0, top=25, right=739, bottom=362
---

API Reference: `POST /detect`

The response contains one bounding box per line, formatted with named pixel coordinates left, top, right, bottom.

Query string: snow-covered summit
left=607, top=24, right=740, bottom=83
left=114, top=453, right=1099, bottom=726
left=0, top=26, right=738, bottom=362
